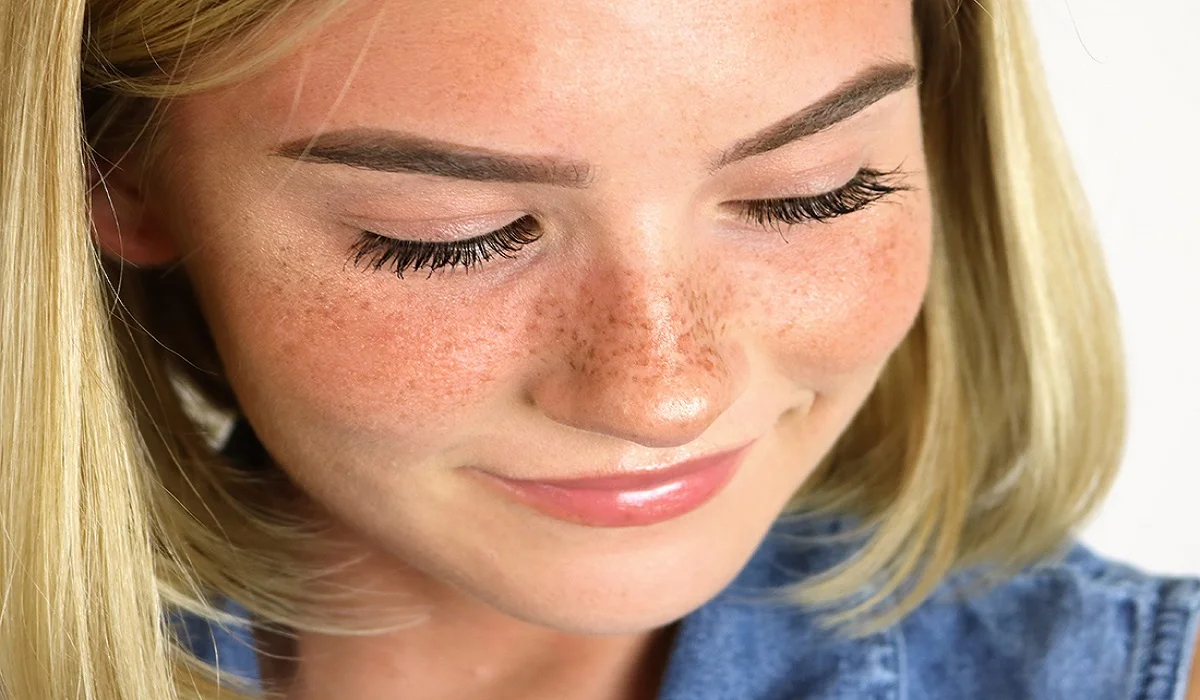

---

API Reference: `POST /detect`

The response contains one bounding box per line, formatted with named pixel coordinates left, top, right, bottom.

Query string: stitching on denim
left=1132, top=578, right=1200, bottom=700
left=892, top=622, right=909, bottom=700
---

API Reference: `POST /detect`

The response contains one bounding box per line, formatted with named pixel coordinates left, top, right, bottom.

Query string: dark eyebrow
left=273, top=130, right=597, bottom=188
left=710, top=60, right=917, bottom=170
left=270, top=60, right=917, bottom=187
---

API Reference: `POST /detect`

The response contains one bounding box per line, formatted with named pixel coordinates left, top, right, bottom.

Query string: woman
left=1, top=0, right=1197, bottom=697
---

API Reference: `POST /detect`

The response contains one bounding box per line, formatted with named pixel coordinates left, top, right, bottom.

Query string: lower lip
left=473, top=444, right=753, bottom=528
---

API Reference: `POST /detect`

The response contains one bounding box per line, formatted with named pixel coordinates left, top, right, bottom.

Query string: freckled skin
left=139, top=0, right=931, bottom=696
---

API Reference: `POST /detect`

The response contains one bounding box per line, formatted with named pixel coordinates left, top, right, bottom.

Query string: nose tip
left=530, top=371, right=735, bottom=448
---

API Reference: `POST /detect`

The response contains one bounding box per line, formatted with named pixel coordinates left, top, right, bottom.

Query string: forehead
left=179, top=0, right=915, bottom=157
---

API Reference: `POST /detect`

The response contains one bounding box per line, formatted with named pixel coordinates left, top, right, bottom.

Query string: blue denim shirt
left=179, top=511, right=1200, bottom=699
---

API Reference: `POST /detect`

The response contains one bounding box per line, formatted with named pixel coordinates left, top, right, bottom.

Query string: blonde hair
left=0, top=0, right=1124, bottom=697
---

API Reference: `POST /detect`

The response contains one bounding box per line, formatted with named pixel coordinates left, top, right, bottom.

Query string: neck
left=258, top=619, right=676, bottom=700
left=252, top=523, right=679, bottom=700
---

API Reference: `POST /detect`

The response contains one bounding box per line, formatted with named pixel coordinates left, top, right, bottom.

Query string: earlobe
left=88, top=162, right=181, bottom=267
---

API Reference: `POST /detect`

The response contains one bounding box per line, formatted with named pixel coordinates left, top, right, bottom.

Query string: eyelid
left=341, top=211, right=528, bottom=241
left=718, top=164, right=864, bottom=211
left=717, top=156, right=868, bottom=202
left=350, top=214, right=542, bottom=279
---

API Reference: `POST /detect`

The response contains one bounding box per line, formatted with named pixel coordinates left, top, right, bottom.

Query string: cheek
left=750, top=198, right=932, bottom=386
left=200, top=264, right=527, bottom=446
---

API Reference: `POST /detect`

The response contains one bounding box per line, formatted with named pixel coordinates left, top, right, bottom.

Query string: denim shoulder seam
left=1131, top=576, right=1200, bottom=700
left=891, top=620, right=909, bottom=700
left=855, top=623, right=905, bottom=700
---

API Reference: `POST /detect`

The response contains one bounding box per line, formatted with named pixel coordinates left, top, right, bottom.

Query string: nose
left=527, top=249, right=747, bottom=449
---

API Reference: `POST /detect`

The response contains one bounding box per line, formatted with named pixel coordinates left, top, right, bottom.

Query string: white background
left=1027, top=1, right=1200, bottom=575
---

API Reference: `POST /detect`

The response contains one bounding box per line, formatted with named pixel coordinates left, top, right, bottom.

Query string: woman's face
left=137, top=0, right=930, bottom=633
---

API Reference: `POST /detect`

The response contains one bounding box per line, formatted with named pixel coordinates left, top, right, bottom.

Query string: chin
left=419, top=511, right=769, bottom=636
left=471, top=568, right=735, bottom=636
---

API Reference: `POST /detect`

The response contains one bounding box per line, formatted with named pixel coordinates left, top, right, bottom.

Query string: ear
left=88, top=160, right=181, bottom=267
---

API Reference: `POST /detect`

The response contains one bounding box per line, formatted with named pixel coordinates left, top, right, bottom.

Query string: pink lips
left=472, top=442, right=754, bottom=528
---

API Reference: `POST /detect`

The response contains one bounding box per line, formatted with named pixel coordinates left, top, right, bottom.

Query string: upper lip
left=488, top=440, right=757, bottom=491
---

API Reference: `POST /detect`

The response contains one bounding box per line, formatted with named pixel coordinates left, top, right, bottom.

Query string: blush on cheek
left=214, top=276, right=523, bottom=447
left=759, top=204, right=932, bottom=386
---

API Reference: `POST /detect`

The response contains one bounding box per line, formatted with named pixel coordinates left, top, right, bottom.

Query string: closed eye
left=346, top=165, right=909, bottom=279
left=738, top=166, right=909, bottom=232
left=349, top=215, right=542, bottom=279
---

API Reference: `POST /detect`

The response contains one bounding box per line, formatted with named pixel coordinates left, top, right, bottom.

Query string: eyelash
left=350, top=216, right=542, bottom=279
left=349, top=166, right=907, bottom=279
left=741, top=166, right=908, bottom=230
